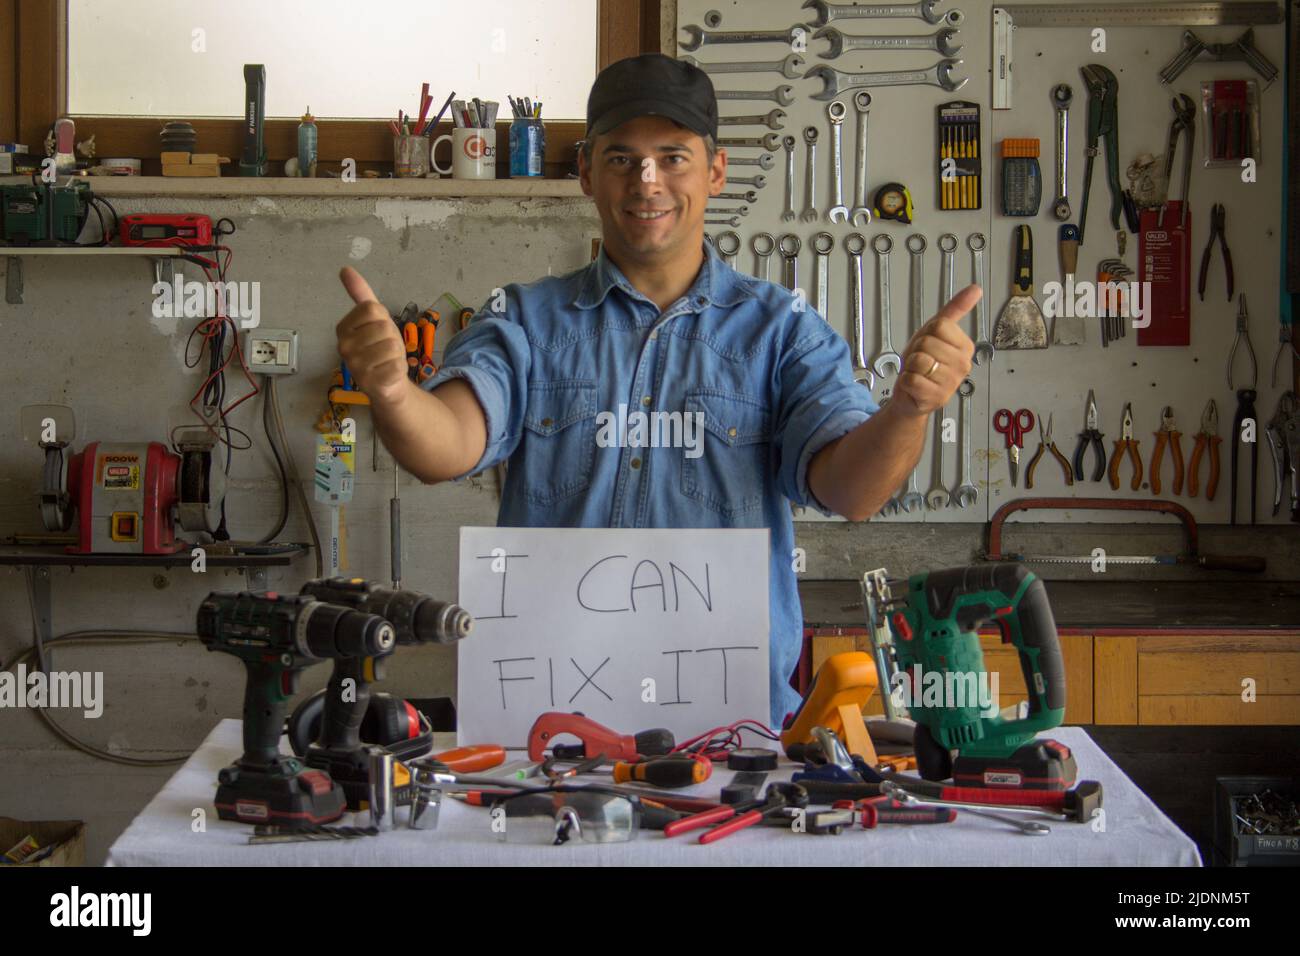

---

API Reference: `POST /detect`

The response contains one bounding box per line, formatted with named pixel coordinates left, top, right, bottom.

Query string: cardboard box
left=0, top=817, right=85, bottom=867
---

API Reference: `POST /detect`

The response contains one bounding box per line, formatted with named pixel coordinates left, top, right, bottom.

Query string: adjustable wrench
left=726, top=174, right=767, bottom=188
left=681, top=54, right=805, bottom=79
left=718, top=110, right=787, bottom=130
left=715, top=86, right=796, bottom=107
left=953, top=378, right=978, bottom=508
left=938, top=232, right=957, bottom=306
left=926, top=409, right=950, bottom=510
left=1052, top=84, right=1072, bottom=221
left=801, top=126, right=820, bottom=223
left=968, top=232, right=994, bottom=365
left=715, top=231, right=740, bottom=269
left=730, top=153, right=776, bottom=169
left=813, top=231, right=833, bottom=320
left=716, top=189, right=759, bottom=202
left=826, top=101, right=849, bottom=223
left=872, top=234, right=902, bottom=378
left=782, top=136, right=798, bottom=222
left=802, top=0, right=962, bottom=27
left=679, top=24, right=812, bottom=52
left=850, top=92, right=872, bottom=226
left=906, top=233, right=927, bottom=336
left=846, top=232, right=874, bottom=387
left=806, top=60, right=967, bottom=100
left=718, top=133, right=782, bottom=150
left=779, top=233, right=801, bottom=292
left=814, top=25, right=963, bottom=59
left=752, top=232, right=775, bottom=281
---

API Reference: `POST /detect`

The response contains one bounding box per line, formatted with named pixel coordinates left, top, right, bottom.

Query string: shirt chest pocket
left=521, top=380, right=598, bottom=506
left=681, top=388, right=771, bottom=518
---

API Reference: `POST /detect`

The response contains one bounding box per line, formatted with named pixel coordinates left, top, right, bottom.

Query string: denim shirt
left=423, top=240, right=878, bottom=725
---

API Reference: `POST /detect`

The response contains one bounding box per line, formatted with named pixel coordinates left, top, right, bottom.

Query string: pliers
left=1149, top=406, right=1184, bottom=496
left=1159, top=93, right=1196, bottom=230
left=1026, top=414, right=1075, bottom=490
left=1265, top=392, right=1298, bottom=517
left=1108, top=402, right=1143, bottom=492
left=1228, top=293, right=1257, bottom=390
left=1072, top=389, right=1107, bottom=482
left=1198, top=203, right=1234, bottom=301
left=1079, top=64, right=1122, bottom=243
left=1187, top=399, right=1222, bottom=500
left=1232, top=387, right=1258, bottom=525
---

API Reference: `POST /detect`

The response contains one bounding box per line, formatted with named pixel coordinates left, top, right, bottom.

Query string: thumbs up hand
left=888, top=283, right=980, bottom=418
left=335, top=267, right=411, bottom=406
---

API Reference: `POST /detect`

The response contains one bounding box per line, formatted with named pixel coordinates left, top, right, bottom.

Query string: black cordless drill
left=197, top=590, right=396, bottom=827
left=295, top=577, right=474, bottom=808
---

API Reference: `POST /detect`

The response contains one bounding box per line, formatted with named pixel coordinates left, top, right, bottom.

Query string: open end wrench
left=1052, top=84, right=1072, bottom=221
left=679, top=25, right=812, bottom=53
left=967, top=232, right=994, bottom=365
left=752, top=232, right=775, bottom=281
left=813, top=231, right=833, bottom=319
left=954, top=378, right=978, bottom=508
left=899, top=461, right=926, bottom=514
left=814, top=25, right=963, bottom=59
left=705, top=217, right=741, bottom=227
left=715, top=231, right=740, bottom=270
left=826, top=101, right=849, bottom=222
left=938, top=233, right=957, bottom=306
left=801, top=126, right=820, bottom=222
left=779, top=233, right=802, bottom=293
left=716, top=86, right=797, bottom=107
left=846, top=232, right=873, bottom=387
left=871, top=234, right=902, bottom=379
left=726, top=174, right=767, bottom=188
left=926, top=408, right=950, bottom=509
left=850, top=92, right=872, bottom=226
left=802, top=0, right=957, bottom=27
left=729, top=153, right=777, bottom=169
left=782, top=136, right=798, bottom=222
left=906, top=233, right=927, bottom=336
left=718, top=109, right=787, bottom=130
left=806, top=60, right=967, bottom=100
left=681, top=54, right=806, bottom=80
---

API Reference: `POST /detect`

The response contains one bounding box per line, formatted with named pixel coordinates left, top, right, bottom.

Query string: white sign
left=456, top=527, right=770, bottom=748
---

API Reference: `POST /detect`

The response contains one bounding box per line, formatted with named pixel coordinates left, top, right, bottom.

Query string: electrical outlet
left=247, top=329, right=299, bottom=375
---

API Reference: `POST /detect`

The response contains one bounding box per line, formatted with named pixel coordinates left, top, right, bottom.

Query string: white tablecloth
left=107, top=719, right=1201, bottom=866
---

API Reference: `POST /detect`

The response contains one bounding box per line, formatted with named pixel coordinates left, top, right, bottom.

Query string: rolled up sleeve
left=772, top=317, right=878, bottom=515
left=421, top=292, right=531, bottom=479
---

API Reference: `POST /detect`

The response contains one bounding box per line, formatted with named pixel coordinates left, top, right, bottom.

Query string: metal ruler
left=1287, top=0, right=1299, bottom=291
left=993, top=2, right=1284, bottom=109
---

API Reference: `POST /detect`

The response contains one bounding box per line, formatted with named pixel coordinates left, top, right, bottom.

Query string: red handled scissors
left=994, top=408, right=1035, bottom=487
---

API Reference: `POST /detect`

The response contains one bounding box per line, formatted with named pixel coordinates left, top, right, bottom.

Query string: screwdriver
left=611, top=755, right=711, bottom=789
left=430, top=744, right=506, bottom=774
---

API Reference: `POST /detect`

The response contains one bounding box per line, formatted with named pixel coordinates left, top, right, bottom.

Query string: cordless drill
left=872, top=564, right=1074, bottom=790
left=196, top=590, right=396, bottom=827
left=295, top=577, right=474, bottom=808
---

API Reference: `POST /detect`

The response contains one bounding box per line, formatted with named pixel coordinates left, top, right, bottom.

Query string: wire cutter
left=1187, top=399, right=1222, bottom=500
left=1265, top=391, right=1298, bottom=517
left=1026, top=414, right=1075, bottom=490
left=1158, top=93, right=1196, bottom=230
left=1149, top=406, right=1184, bottom=496
left=1232, top=387, right=1258, bottom=525
left=1072, top=389, right=1107, bottom=482
left=1198, top=203, right=1233, bottom=301
left=1108, top=402, right=1143, bottom=492
left=1079, top=64, right=1122, bottom=243
left=1228, top=293, right=1257, bottom=390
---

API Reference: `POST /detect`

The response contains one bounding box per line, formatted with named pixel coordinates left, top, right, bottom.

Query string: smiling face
left=578, top=114, right=727, bottom=270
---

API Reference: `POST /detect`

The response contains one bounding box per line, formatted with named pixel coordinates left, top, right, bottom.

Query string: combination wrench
left=715, top=231, right=740, bottom=269
left=826, top=101, right=849, bottom=223
left=1052, top=84, right=1072, bottom=221
left=814, top=25, right=963, bottom=59
left=715, top=86, right=797, bottom=106
left=801, top=126, right=820, bottom=223
left=907, top=233, right=927, bottom=336
left=779, top=233, right=801, bottom=292
left=953, top=378, right=978, bottom=508
left=729, top=153, right=776, bottom=169
left=705, top=216, right=740, bottom=227
left=680, top=54, right=805, bottom=79
left=806, top=60, right=968, bottom=100
left=716, top=189, right=759, bottom=202
left=752, top=232, right=775, bottom=281
left=718, top=109, right=787, bottom=130
left=846, top=233, right=874, bottom=388
left=871, top=234, right=902, bottom=378
left=718, top=133, right=782, bottom=150
left=706, top=205, right=748, bottom=217
left=802, top=0, right=963, bottom=27
left=938, top=233, right=957, bottom=307
left=926, top=407, right=950, bottom=510
left=967, top=232, right=994, bottom=364
left=850, top=92, right=872, bottom=225
left=782, top=136, right=798, bottom=222
left=813, top=231, right=834, bottom=320
left=679, top=24, right=812, bottom=52
left=726, top=174, right=767, bottom=188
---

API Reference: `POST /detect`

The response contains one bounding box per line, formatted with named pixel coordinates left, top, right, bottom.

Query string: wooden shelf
left=0, top=245, right=181, bottom=255
left=0, top=175, right=588, bottom=200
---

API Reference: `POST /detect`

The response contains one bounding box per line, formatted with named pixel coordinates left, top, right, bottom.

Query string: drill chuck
left=298, top=577, right=473, bottom=646
left=298, top=601, right=396, bottom=659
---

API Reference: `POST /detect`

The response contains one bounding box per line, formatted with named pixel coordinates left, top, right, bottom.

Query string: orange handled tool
left=1188, top=399, right=1222, bottom=499
left=1107, top=402, right=1143, bottom=492
left=402, top=321, right=419, bottom=378
left=612, top=756, right=711, bottom=789
left=1150, top=405, right=1184, bottom=496
left=417, top=311, right=439, bottom=381
left=430, top=744, right=505, bottom=773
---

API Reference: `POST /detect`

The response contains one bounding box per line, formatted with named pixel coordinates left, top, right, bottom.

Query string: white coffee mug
left=432, top=128, right=497, bottom=180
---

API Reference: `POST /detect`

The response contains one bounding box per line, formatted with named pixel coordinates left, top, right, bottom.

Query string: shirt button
left=728, top=427, right=737, bottom=438
left=641, top=396, right=651, bottom=406
left=649, top=330, right=658, bottom=340
left=541, top=417, right=553, bottom=427
left=630, top=457, right=641, bottom=469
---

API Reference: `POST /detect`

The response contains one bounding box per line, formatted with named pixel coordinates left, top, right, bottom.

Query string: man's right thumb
left=340, top=267, right=378, bottom=305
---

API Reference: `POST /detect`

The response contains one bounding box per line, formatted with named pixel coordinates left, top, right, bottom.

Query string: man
left=336, top=54, right=979, bottom=724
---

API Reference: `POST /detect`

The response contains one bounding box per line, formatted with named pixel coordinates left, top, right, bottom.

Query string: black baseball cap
left=586, top=54, right=718, bottom=142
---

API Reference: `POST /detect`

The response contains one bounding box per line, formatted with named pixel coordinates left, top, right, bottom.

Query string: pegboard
left=677, top=0, right=1295, bottom=527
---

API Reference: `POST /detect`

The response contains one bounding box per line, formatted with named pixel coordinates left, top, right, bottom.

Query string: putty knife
left=993, top=224, right=1048, bottom=349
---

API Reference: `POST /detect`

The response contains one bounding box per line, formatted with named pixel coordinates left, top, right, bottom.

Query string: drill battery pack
left=1, top=181, right=90, bottom=244
left=952, top=738, right=1077, bottom=791
left=214, top=758, right=347, bottom=828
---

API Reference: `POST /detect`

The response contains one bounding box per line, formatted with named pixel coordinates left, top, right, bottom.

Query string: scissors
left=994, top=408, right=1035, bottom=487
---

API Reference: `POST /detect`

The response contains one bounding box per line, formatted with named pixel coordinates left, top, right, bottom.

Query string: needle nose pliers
left=1072, top=389, right=1107, bottom=482
left=1026, top=413, right=1075, bottom=490
left=1108, top=402, right=1144, bottom=492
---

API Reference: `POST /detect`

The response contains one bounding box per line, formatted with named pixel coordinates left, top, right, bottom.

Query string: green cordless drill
left=866, top=564, right=1074, bottom=790
left=197, top=590, right=396, bottom=827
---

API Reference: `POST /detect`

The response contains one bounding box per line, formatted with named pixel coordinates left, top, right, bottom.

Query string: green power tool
left=864, top=563, right=1074, bottom=790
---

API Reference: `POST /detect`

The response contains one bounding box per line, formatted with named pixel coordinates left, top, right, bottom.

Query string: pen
left=423, top=90, right=455, bottom=136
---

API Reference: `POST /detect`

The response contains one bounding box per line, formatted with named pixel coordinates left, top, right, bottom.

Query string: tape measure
left=873, top=183, right=914, bottom=224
